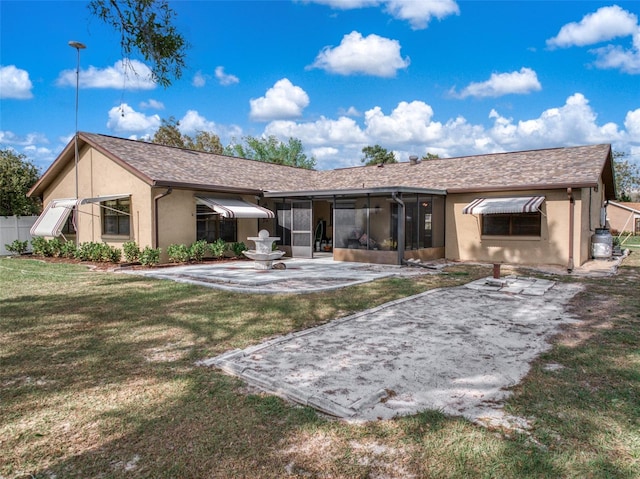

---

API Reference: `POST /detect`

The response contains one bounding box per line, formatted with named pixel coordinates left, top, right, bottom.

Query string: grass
left=1, top=255, right=639, bottom=478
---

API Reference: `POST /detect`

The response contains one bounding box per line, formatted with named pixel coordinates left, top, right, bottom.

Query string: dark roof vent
left=409, top=155, right=420, bottom=165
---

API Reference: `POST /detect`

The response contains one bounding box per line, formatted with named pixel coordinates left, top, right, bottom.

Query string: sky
left=1, top=0, right=640, bottom=173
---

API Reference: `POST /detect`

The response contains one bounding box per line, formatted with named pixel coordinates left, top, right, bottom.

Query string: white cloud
left=179, top=110, right=218, bottom=135
left=57, top=60, right=156, bottom=90
left=625, top=108, right=640, bottom=140
left=140, top=99, right=165, bottom=110
left=106, top=103, right=161, bottom=133
left=260, top=93, right=633, bottom=168
left=215, top=66, right=239, bottom=86
left=302, top=0, right=459, bottom=29
left=193, top=71, right=207, bottom=87
left=453, top=67, right=542, bottom=99
left=364, top=101, right=442, bottom=143
left=384, top=0, right=459, bottom=30
left=547, top=5, right=638, bottom=48
left=250, top=78, right=310, bottom=121
left=265, top=116, right=368, bottom=146
left=0, top=65, right=33, bottom=99
left=591, top=37, right=640, bottom=74
left=310, top=31, right=410, bottom=77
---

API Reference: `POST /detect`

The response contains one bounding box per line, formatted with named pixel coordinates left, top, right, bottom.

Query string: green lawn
left=1, top=256, right=638, bottom=478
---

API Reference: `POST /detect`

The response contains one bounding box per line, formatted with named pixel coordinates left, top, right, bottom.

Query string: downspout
left=154, top=187, right=173, bottom=249
left=392, top=192, right=405, bottom=265
left=567, top=188, right=575, bottom=273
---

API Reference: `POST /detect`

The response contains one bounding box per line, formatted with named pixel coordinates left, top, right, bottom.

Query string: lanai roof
left=29, top=133, right=616, bottom=199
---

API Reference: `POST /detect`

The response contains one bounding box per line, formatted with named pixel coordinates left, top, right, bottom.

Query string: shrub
left=231, top=241, right=247, bottom=257
left=31, top=237, right=51, bottom=257
left=47, top=238, right=63, bottom=257
left=167, top=243, right=190, bottom=263
left=75, top=241, right=121, bottom=263
left=122, top=241, right=141, bottom=263
left=189, top=239, right=208, bottom=262
left=59, top=241, right=77, bottom=259
left=5, top=239, right=28, bottom=255
left=209, top=238, right=227, bottom=258
left=140, top=246, right=161, bottom=266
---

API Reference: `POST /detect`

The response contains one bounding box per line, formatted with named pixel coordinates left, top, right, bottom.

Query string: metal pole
left=68, top=41, right=85, bottom=200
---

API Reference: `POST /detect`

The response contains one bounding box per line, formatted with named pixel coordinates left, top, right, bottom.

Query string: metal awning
left=195, top=196, right=275, bottom=219
left=30, top=194, right=132, bottom=237
left=30, top=198, right=77, bottom=237
left=463, top=196, right=545, bottom=215
left=78, top=193, right=130, bottom=205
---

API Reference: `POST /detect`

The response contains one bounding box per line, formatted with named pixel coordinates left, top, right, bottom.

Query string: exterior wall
left=579, top=184, right=608, bottom=263
left=445, top=189, right=585, bottom=267
left=156, top=190, right=263, bottom=262
left=41, top=145, right=153, bottom=249
left=607, top=204, right=640, bottom=234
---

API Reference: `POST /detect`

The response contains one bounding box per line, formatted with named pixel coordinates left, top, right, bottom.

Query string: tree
left=613, top=150, right=640, bottom=202
left=361, top=145, right=396, bottom=166
left=421, top=152, right=440, bottom=160
left=88, top=0, right=188, bottom=88
left=152, top=117, right=185, bottom=148
left=226, top=136, right=316, bottom=169
left=185, top=131, right=223, bottom=154
left=0, top=149, right=41, bottom=216
left=151, top=117, right=223, bottom=154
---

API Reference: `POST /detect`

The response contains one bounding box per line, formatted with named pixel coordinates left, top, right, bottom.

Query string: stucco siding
left=41, top=144, right=153, bottom=248
left=445, top=190, right=575, bottom=267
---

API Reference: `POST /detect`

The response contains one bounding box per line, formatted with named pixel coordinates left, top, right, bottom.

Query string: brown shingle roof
left=81, top=132, right=318, bottom=192
left=29, top=133, right=615, bottom=199
left=314, top=144, right=614, bottom=195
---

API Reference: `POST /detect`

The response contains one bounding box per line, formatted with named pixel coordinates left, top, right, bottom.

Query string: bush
left=189, top=239, right=208, bottom=262
left=75, top=241, right=121, bottom=263
left=47, top=238, right=63, bottom=257
left=122, top=241, right=141, bottom=263
left=231, top=241, right=247, bottom=257
left=59, top=241, right=77, bottom=259
left=5, top=239, right=28, bottom=255
left=140, top=246, right=161, bottom=266
left=167, top=243, right=190, bottom=263
left=31, top=237, right=51, bottom=257
left=209, top=238, right=227, bottom=258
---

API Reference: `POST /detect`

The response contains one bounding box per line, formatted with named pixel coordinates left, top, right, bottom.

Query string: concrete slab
left=199, top=278, right=583, bottom=429
left=121, top=257, right=436, bottom=293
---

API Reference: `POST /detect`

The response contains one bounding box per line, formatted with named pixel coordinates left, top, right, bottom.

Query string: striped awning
left=30, top=198, right=77, bottom=237
left=195, top=196, right=275, bottom=219
left=463, top=196, right=545, bottom=215
left=30, top=194, right=132, bottom=237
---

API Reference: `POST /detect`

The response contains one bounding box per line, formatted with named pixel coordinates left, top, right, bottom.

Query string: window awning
left=30, top=198, right=77, bottom=237
left=463, top=196, right=545, bottom=215
left=78, top=194, right=130, bottom=205
left=195, top=196, right=275, bottom=219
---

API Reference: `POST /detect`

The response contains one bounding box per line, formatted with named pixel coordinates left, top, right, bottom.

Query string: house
left=28, top=132, right=616, bottom=271
left=606, top=201, right=640, bottom=235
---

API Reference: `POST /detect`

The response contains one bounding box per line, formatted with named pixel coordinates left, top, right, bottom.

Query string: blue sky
left=1, top=0, right=640, bottom=172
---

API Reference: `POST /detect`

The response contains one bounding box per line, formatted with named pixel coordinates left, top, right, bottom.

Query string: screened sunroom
left=262, top=187, right=446, bottom=265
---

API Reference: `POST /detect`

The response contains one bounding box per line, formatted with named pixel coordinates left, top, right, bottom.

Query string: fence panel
left=0, top=216, right=38, bottom=255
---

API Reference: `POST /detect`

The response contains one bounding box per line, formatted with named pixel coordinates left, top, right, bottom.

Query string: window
left=196, top=205, right=236, bottom=242
left=102, top=198, right=130, bottom=236
left=482, top=213, right=541, bottom=236
left=61, top=210, right=76, bottom=235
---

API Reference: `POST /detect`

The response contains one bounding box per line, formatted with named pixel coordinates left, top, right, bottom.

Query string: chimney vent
left=409, top=155, right=419, bottom=165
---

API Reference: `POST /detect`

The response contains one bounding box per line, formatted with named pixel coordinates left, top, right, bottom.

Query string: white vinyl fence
left=0, top=216, right=38, bottom=255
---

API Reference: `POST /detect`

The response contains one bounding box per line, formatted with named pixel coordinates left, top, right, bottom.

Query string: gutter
left=391, top=192, right=405, bottom=265
left=154, top=187, right=173, bottom=249
left=567, top=188, right=575, bottom=273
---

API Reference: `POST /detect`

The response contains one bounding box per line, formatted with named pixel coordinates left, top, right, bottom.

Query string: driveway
left=200, top=276, right=583, bottom=429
